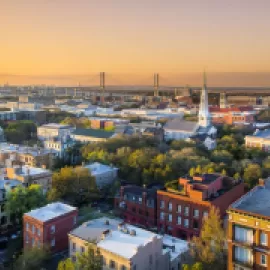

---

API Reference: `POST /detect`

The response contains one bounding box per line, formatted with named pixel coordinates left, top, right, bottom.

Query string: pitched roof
left=164, top=118, right=197, bottom=132
left=72, top=128, right=115, bottom=139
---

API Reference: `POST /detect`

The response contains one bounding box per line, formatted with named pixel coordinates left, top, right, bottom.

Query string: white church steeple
left=198, top=71, right=211, bottom=127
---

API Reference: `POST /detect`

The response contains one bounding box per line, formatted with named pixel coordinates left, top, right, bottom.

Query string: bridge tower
left=220, top=92, right=227, bottom=108
left=100, top=72, right=105, bottom=105
left=154, top=73, right=159, bottom=97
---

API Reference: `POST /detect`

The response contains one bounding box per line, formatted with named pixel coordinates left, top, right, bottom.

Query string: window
left=203, top=211, right=208, bottom=218
left=37, top=228, right=41, bottom=236
left=234, top=246, right=253, bottom=265
left=51, top=225, right=55, bottom=234
left=110, top=260, right=116, bottom=269
left=32, top=225, right=35, bottom=234
left=193, top=209, right=199, bottom=218
left=184, top=219, right=189, bottom=228
left=193, top=220, right=199, bottom=230
left=168, top=214, right=172, bottom=222
left=81, top=246, right=85, bottom=253
left=177, top=216, right=181, bottom=225
left=261, top=254, right=267, bottom=266
left=160, top=200, right=165, bottom=209
left=234, top=226, right=253, bottom=244
left=177, top=205, right=181, bottom=213
left=25, top=233, right=29, bottom=243
left=184, top=207, right=189, bottom=216
left=121, top=266, right=127, bottom=270
left=168, top=202, right=172, bottom=211
left=260, top=232, right=268, bottom=246
left=73, top=216, right=77, bottom=225
left=72, top=242, right=76, bottom=251
left=138, top=197, right=142, bottom=204
left=149, top=254, right=153, bottom=264
left=51, top=238, right=55, bottom=247
left=26, top=223, right=29, bottom=231
left=160, top=212, right=165, bottom=220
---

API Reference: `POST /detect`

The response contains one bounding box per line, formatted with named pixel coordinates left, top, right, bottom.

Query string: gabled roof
left=164, top=118, right=197, bottom=132
left=72, top=128, right=115, bottom=139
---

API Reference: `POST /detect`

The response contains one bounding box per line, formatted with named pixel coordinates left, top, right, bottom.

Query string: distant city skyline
left=1, top=72, right=270, bottom=87
left=1, top=0, right=270, bottom=86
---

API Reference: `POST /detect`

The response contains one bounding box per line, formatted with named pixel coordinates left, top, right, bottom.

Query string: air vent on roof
left=130, top=229, right=136, bottom=236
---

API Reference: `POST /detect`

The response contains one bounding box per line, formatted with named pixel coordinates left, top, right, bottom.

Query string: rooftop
left=251, top=129, right=270, bottom=139
left=69, top=217, right=162, bottom=259
left=25, top=202, right=77, bottom=222
left=0, top=143, right=55, bottom=156
left=40, top=123, right=72, bottom=129
left=14, top=166, right=52, bottom=176
left=72, top=128, right=115, bottom=139
left=164, top=118, right=197, bottom=132
left=230, top=179, right=270, bottom=217
left=162, top=234, right=188, bottom=260
left=84, top=162, right=118, bottom=176
left=0, top=179, right=22, bottom=191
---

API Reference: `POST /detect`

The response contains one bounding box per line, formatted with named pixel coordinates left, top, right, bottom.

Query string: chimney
left=259, top=178, right=265, bottom=186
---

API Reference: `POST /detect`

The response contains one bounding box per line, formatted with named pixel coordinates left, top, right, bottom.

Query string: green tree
left=52, top=166, right=99, bottom=205
left=189, top=167, right=195, bottom=177
left=57, top=258, right=76, bottom=270
left=243, top=163, right=262, bottom=189
left=14, top=246, right=50, bottom=270
left=58, top=244, right=103, bottom=270
left=182, top=262, right=203, bottom=270
left=189, top=207, right=227, bottom=270
left=6, top=184, right=47, bottom=225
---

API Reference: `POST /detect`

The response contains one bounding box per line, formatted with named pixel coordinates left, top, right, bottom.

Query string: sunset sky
left=1, top=0, right=270, bottom=86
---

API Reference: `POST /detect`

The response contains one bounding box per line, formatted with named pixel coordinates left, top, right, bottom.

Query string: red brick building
left=210, top=106, right=255, bottom=125
left=115, top=185, right=159, bottom=228
left=23, top=202, right=78, bottom=253
left=157, top=174, right=245, bottom=239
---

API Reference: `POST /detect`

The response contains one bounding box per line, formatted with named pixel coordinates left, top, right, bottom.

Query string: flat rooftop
left=84, top=162, right=118, bottom=175
left=69, top=217, right=162, bottom=259
left=162, top=234, right=188, bottom=260
left=40, top=123, right=72, bottom=129
left=14, top=166, right=51, bottom=176
left=230, top=179, right=270, bottom=217
left=0, top=143, right=54, bottom=156
left=25, top=202, right=77, bottom=222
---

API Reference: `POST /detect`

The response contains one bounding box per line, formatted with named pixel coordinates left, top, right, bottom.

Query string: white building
left=84, top=162, right=118, bottom=189
left=68, top=218, right=184, bottom=270
left=44, top=139, right=74, bottom=159
left=37, top=123, right=75, bottom=141
left=164, top=72, right=217, bottom=150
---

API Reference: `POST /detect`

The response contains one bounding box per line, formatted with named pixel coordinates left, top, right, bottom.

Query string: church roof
left=164, top=118, right=197, bottom=132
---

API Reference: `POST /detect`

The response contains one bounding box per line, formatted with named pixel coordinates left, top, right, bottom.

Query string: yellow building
left=227, top=179, right=270, bottom=270
left=6, top=166, right=52, bottom=193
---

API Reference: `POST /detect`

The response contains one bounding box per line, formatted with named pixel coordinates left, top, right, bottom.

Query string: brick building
left=157, top=174, right=245, bottom=239
left=23, top=202, right=78, bottom=253
left=227, top=179, right=270, bottom=270
left=115, top=185, right=160, bottom=228
left=210, top=106, right=255, bottom=125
